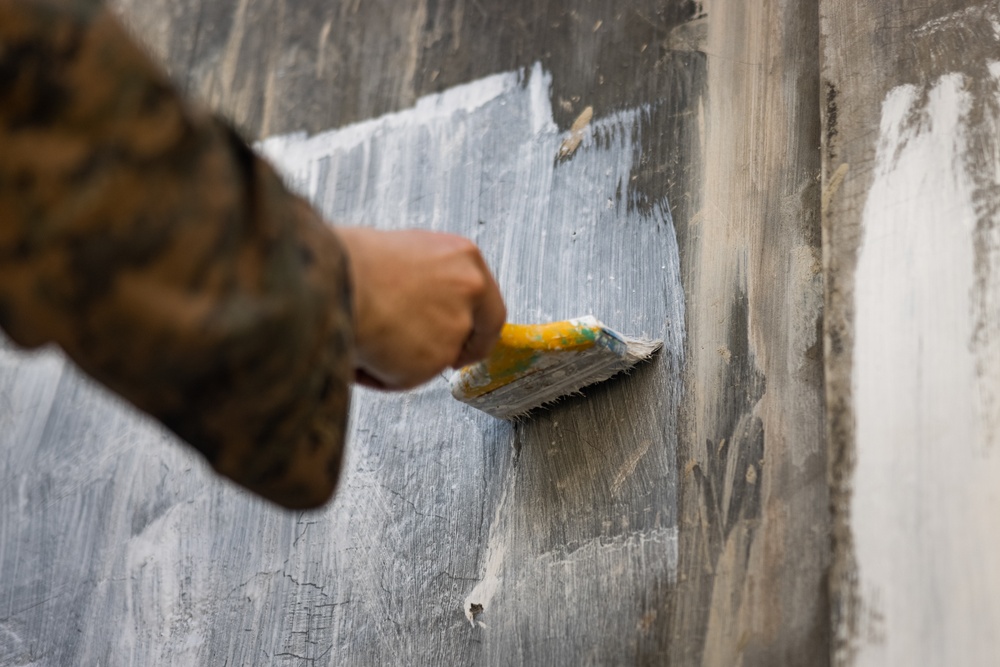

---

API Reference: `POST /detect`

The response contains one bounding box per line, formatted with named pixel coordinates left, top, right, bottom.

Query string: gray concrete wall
left=1, top=1, right=831, bottom=664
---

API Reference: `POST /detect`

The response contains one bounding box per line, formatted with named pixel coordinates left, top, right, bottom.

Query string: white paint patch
left=257, top=67, right=519, bottom=174
left=119, top=499, right=211, bottom=665
left=976, top=62, right=1000, bottom=452
left=525, top=62, right=558, bottom=137
left=0, top=348, right=65, bottom=476
left=259, top=61, right=683, bottom=640
left=852, top=73, right=1000, bottom=665
left=914, top=3, right=1000, bottom=39
left=462, top=492, right=509, bottom=625
left=538, top=525, right=679, bottom=575
left=611, top=438, right=653, bottom=496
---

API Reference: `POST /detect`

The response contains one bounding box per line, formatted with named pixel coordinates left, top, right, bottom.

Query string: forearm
left=0, top=1, right=354, bottom=508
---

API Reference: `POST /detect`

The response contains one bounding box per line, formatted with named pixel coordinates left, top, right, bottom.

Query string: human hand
left=335, top=227, right=506, bottom=390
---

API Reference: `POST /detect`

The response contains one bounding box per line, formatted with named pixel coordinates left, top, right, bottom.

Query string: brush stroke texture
left=1, top=63, right=683, bottom=666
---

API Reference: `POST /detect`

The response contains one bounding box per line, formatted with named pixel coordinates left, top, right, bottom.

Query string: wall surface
left=821, top=1, right=1000, bottom=665
left=0, top=1, right=829, bottom=665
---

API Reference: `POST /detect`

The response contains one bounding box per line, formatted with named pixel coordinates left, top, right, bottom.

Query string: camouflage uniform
left=0, top=1, right=354, bottom=509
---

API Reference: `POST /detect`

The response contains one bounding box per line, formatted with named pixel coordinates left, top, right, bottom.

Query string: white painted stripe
left=852, top=72, right=1000, bottom=666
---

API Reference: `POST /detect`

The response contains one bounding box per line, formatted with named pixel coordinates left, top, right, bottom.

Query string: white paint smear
left=258, top=67, right=516, bottom=166
left=977, top=62, right=1000, bottom=453
left=463, top=537, right=506, bottom=626
left=914, top=3, right=1000, bottom=39
left=852, top=73, right=1000, bottom=666
left=259, top=60, right=682, bottom=653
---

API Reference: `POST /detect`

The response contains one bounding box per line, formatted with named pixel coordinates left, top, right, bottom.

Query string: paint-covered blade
left=451, top=317, right=662, bottom=419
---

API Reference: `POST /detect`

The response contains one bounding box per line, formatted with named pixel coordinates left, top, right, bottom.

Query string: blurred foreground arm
left=0, top=1, right=504, bottom=508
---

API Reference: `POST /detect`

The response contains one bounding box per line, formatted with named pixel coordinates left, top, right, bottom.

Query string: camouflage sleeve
left=0, top=1, right=354, bottom=509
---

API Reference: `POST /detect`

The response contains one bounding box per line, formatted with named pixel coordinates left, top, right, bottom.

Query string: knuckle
left=452, top=235, right=478, bottom=254
left=439, top=233, right=475, bottom=256
left=462, top=269, right=487, bottom=296
left=456, top=238, right=486, bottom=266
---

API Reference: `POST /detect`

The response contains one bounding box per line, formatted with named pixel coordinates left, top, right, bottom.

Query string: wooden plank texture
left=821, top=1, right=1000, bottom=665
left=0, top=1, right=828, bottom=665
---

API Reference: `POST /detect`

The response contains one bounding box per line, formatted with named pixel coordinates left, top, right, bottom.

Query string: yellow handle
left=494, top=320, right=600, bottom=353
left=455, top=320, right=601, bottom=399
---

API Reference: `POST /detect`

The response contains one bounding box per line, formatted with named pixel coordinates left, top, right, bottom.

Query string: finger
left=454, top=331, right=495, bottom=368
left=454, top=269, right=506, bottom=368
left=354, top=368, right=392, bottom=390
